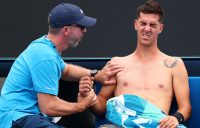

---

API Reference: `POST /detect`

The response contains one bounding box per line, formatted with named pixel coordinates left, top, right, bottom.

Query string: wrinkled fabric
left=106, top=94, right=187, bottom=128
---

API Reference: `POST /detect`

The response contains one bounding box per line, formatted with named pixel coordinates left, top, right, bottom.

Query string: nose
left=83, top=28, right=87, bottom=33
left=144, top=25, right=151, bottom=31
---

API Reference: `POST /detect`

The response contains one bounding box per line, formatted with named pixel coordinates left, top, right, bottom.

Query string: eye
left=150, top=24, right=156, bottom=28
left=140, top=22, right=146, bottom=26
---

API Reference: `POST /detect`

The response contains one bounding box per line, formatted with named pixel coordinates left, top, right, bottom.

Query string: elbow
left=95, top=105, right=107, bottom=117
left=182, top=103, right=192, bottom=121
left=40, top=106, right=54, bottom=116
left=96, top=111, right=106, bottom=118
left=188, top=104, right=192, bottom=118
left=38, top=93, right=61, bottom=116
left=90, top=102, right=107, bottom=117
left=39, top=101, right=57, bottom=116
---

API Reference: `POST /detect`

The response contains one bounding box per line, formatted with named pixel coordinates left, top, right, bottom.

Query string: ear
left=159, top=23, right=164, bottom=34
left=62, top=26, right=70, bottom=35
left=134, top=20, right=138, bottom=31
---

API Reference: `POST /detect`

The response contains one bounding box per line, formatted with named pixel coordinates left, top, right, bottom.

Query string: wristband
left=172, top=112, right=184, bottom=124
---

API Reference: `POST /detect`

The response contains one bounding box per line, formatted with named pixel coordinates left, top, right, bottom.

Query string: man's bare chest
left=116, top=64, right=172, bottom=90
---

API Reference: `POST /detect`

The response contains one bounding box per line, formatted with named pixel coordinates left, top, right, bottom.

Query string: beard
left=69, top=39, right=79, bottom=47
left=68, top=34, right=80, bottom=48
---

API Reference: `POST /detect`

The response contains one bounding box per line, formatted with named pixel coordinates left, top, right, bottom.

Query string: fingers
left=159, top=116, right=179, bottom=128
left=104, top=61, right=124, bottom=76
left=96, top=60, right=124, bottom=85
left=79, top=76, right=94, bottom=88
left=85, top=89, right=97, bottom=106
left=80, top=76, right=94, bottom=85
left=105, top=60, right=119, bottom=67
left=79, top=76, right=94, bottom=96
left=77, top=89, right=97, bottom=109
left=108, top=68, right=124, bottom=76
left=89, top=94, right=98, bottom=107
left=104, top=77, right=117, bottom=85
left=107, top=61, right=124, bottom=69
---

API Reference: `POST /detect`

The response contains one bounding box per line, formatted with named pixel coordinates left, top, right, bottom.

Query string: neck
left=133, top=44, right=161, bottom=61
left=46, top=33, right=69, bottom=53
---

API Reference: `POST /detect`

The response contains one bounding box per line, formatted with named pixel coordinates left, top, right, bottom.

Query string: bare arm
left=79, top=76, right=116, bottom=117
left=61, top=61, right=124, bottom=84
left=172, top=58, right=191, bottom=120
left=160, top=58, right=191, bottom=128
left=78, top=58, right=122, bottom=116
left=61, top=64, right=91, bottom=81
left=90, top=57, right=123, bottom=116
left=90, top=78, right=116, bottom=117
left=37, top=91, right=95, bottom=117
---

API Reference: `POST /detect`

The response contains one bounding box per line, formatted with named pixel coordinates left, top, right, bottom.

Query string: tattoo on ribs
left=164, top=58, right=178, bottom=68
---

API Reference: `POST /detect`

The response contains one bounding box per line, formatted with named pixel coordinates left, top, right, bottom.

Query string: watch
left=90, top=69, right=98, bottom=77
left=172, top=112, right=184, bottom=124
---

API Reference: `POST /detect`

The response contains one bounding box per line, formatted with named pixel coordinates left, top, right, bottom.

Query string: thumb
left=90, top=77, right=94, bottom=81
left=104, top=80, right=116, bottom=85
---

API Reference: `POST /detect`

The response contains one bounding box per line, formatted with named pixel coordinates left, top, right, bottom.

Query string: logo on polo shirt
left=80, top=9, right=83, bottom=14
left=45, top=87, right=56, bottom=91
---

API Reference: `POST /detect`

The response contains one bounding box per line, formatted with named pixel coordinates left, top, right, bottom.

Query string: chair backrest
left=184, top=77, right=200, bottom=127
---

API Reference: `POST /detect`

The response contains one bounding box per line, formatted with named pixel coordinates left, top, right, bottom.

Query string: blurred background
left=0, top=0, right=200, bottom=58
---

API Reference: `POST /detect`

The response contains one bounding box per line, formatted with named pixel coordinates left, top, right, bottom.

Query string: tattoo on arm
left=164, top=58, right=178, bottom=68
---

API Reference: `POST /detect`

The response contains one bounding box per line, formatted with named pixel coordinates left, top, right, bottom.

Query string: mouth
left=79, top=36, right=83, bottom=42
left=142, top=33, right=151, bottom=40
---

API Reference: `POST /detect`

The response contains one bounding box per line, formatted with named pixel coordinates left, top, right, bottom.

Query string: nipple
left=123, top=82, right=128, bottom=86
left=158, top=83, right=164, bottom=88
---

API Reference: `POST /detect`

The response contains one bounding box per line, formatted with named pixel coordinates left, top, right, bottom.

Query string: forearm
left=62, top=64, right=102, bottom=82
left=90, top=97, right=107, bottom=117
left=176, top=104, right=192, bottom=121
left=172, top=58, right=191, bottom=121
left=62, top=64, right=91, bottom=81
left=43, top=98, right=85, bottom=117
left=89, top=84, right=116, bottom=117
left=38, top=95, right=87, bottom=117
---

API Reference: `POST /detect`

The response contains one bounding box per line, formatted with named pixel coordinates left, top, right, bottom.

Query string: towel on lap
left=106, top=94, right=186, bottom=128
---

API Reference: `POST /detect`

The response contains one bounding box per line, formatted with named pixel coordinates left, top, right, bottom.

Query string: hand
left=88, top=91, right=98, bottom=107
left=79, top=76, right=94, bottom=97
left=96, top=60, right=124, bottom=85
left=159, top=115, right=179, bottom=128
left=77, top=89, right=97, bottom=109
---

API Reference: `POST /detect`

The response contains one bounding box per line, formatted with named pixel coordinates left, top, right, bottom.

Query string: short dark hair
left=48, top=16, right=62, bottom=34
left=137, top=0, right=164, bottom=22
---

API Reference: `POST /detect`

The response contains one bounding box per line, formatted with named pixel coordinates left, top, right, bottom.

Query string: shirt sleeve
left=31, top=59, right=61, bottom=95
left=60, top=58, right=66, bottom=73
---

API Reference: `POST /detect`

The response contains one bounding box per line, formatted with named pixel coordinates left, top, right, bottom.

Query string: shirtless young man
left=79, top=0, right=191, bottom=128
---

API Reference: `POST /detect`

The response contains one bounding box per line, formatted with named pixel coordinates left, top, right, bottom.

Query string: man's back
left=0, top=36, right=64, bottom=128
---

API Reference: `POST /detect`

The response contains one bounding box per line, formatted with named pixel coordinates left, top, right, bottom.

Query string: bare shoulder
left=163, top=56, right=188, bottom=78
left=163, top=56, right=188, bottom=76
left=110, top=56, right=121, bottom=62
left=111, top=55, right=129, bottom=63
left=163, top=56, right=184, bottom=69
